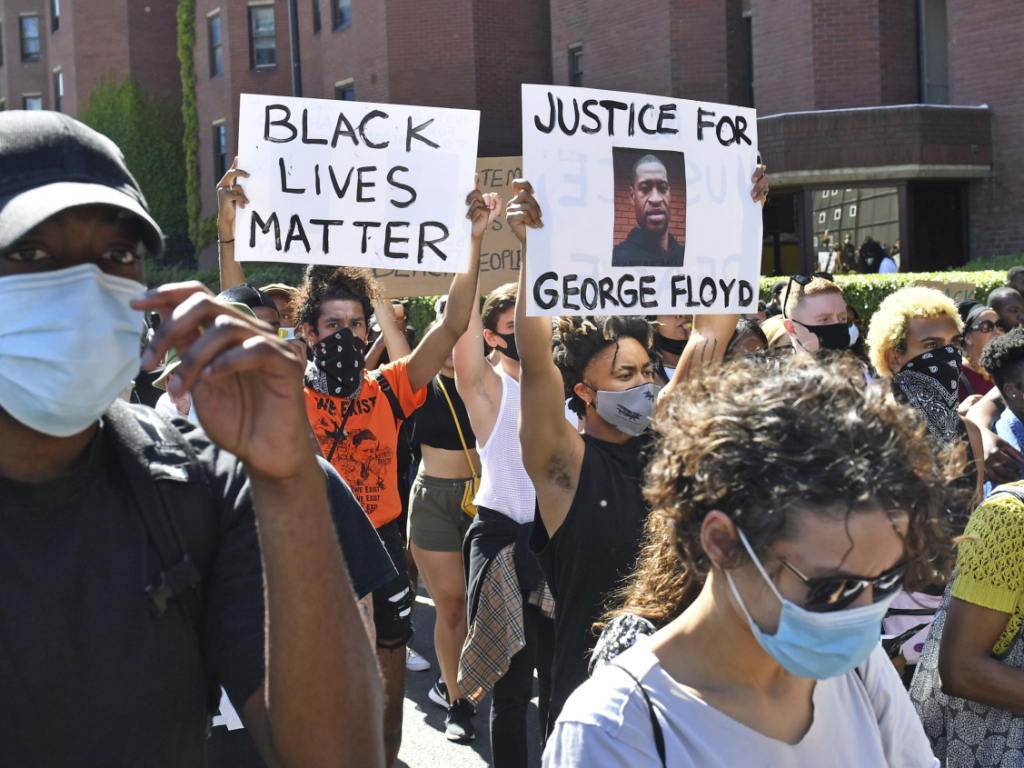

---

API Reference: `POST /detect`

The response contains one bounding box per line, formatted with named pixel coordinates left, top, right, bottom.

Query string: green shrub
left=956, top=253, right=1024, bottom=273
left=177, top=0, right=201, bottom=247
left=144, top=260, right=305, bottom=293
left=759, top=270, right=1008, bottom=324
left=80, top=76, right=187, bottom=238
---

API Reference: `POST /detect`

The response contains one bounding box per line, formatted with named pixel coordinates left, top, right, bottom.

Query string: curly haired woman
left=545, top=356, right=959, bottom=768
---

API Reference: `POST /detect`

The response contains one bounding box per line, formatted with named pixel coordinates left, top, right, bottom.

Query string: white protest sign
left=521, top=84, right=762, bottom=316
left=235, top=94, right=480, bottom=272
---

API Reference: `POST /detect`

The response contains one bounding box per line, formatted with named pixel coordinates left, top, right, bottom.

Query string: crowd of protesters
left=6, top=109, right=1024, bottom=768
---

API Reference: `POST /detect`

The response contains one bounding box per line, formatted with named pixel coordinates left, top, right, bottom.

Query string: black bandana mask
left=313, top=327, right=366, bottom=398
left=892, top=345, right=963, bottom=448
left=653, top=331, right=687, bottom=357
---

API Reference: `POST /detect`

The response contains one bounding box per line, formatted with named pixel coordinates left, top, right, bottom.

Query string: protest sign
left=372, top=156, right=524, bottom=297
left=234, top=94, right=480, bottom=272
left=521, top=84, right=762, bottom=316
left=913, top=280, right=977, bottom=303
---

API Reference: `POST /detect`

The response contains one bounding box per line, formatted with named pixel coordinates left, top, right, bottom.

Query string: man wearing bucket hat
left=0, top=111, right=383, bottom=767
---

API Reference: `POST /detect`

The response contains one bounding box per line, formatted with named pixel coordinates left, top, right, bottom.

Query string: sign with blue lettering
left=521, top=84, right=762, bottom=315
left=235, top=93, right=480, bottom=272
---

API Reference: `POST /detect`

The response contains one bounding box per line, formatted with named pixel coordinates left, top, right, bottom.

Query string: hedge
left=760, top=271, right=1010, bottom=324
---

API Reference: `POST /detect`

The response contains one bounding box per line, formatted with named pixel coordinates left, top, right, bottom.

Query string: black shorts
left=372, top=519, right=414, bottom=649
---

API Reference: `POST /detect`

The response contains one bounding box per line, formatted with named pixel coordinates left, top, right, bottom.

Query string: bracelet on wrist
left=218, top=238, right=235, bottom=244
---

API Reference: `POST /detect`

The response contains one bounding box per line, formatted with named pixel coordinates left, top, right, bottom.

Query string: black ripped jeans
left=490, top=600, right=554, bottom=768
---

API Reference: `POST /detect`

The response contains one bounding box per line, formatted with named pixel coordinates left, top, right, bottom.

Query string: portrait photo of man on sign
left=612, top=148, right=686, bottom=268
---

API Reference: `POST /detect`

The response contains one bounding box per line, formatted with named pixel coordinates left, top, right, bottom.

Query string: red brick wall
left=810, top=0, right=882, bottom=110
left=878, top=0, right=918, bottom=105
left=472, top=0, right=551, bottom=156
left=127, top=0, right=182, bottom=105
left=947, top=0, right=1024, bottom=257
left=668, top=0, right=744, bottom=104
left=612, top=147, right=687, bottom=246
left=309, top=0, right=391, bottom=105
left=750, top=0, right=813, bottom=115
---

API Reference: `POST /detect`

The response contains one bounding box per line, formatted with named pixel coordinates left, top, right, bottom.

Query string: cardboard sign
left=913, top=280, right=977, bottom=303
left=234, top=94, right=480, bottom=272
left=521, top=85, right=762, bottom=316
left=372, top=156, right=524, bottom=298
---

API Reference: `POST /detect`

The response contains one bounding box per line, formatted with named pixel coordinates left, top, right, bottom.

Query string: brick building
left=0, top=0, right=1019, bottom=271
left=0, top=0, right=180, bottom=116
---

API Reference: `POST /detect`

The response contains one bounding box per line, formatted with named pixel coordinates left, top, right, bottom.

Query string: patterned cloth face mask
left=312, top=327, right=366, bottom=398
left=892, top=345, right=962, bottom=448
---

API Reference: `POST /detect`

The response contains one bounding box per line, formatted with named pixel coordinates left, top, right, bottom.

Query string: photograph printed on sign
left=521, top=84, right=762, bottom=317
left=611, top=148, right=686, bottom=268
left=233, top=93, right=480, bottom=273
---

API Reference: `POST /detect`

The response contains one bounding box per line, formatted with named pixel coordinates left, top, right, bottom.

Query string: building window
left=213, top=123, right=228, bottom=181
left=249, top=5, right=276, bottom=69
left=53, top=69, right=62, bottom=112
left=20, top=16, right=40, bottom=62
left=209, top=13, right=223, bottom=77
left=50, top=0, right=59, bottom=32
left=312, top=0, right=321, bottom=32
left=569, top=44, right=583, bottom=87
left=23, top=94, right=42, bottom=110
left=332, top=0, right=350, bottom=30
left=335, top=80, right=354, bottom=100
left=918, top=0, right=949, bottom=104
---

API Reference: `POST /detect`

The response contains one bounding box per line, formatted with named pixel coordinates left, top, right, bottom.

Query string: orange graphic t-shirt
left=305, top=358, right=427, bottom=529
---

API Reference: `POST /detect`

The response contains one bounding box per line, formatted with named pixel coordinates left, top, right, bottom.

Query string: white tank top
left=473, top=371, right=536, bottom=524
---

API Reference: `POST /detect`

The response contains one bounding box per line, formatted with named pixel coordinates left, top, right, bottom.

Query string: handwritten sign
left=372, top=156, right=524, bottom=297
left=913, top=280, right=977, bottom=303
left=521, top=84, right=762, bottom=316
left=234, top=94, right=480, bottom=272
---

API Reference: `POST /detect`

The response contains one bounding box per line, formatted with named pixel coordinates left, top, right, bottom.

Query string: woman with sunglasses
left=544, top=355, right=956, bottom=768
left=780, top=273, right=850, bottom=354
left=955, top=299, right=1003, bottom=404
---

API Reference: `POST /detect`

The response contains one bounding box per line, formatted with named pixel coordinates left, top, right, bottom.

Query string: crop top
left=408, top=374, right=476, bottom=452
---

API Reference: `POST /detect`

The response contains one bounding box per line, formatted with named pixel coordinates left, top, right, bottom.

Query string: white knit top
left=472, top=372, right=536, bottom=524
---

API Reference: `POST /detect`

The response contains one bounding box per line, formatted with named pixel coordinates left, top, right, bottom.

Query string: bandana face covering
left=312, top=327, right=366, bottom=398
left=892, top=345, right=962, bottom=448
left=654, top=331, right=686, bottom=357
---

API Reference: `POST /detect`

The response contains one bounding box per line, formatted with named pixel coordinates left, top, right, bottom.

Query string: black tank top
left=407, top=374, right=476, bottom=451
left=530, top=431, right=652, bottom=731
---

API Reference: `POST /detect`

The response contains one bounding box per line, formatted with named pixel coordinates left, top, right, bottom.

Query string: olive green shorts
left=408, top=473, right=475, bottom=552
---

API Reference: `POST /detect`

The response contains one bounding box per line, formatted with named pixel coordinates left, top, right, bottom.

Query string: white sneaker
left=406, top=646, right=431, bottom=672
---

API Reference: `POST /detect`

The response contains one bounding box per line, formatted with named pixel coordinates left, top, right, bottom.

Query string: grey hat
left=0, top=111, right=163, bottom=255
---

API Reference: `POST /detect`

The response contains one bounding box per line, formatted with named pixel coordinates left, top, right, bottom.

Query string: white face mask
left=0, top=263, right=145, bottom=436
left=848, top=323, right=860, bottom=348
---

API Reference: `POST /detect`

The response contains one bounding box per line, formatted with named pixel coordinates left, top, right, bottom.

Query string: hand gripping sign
left=521, top=84, right=763, bottom=316
left=235, top=94, right=480, bottom=272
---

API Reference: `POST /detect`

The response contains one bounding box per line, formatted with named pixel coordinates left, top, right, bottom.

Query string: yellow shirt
left=951, top=483, right=1024, bottom=655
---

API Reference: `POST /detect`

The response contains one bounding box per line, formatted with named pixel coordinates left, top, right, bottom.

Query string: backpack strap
left=103, top=401, right=205, bottom=626
left=371, top=368, right=407, bottom=425
left=610, top=663, right=666, bottom=768
left=991, top=483, right=1024, bottom=506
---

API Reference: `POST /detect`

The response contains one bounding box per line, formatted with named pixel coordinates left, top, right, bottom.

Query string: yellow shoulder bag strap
left=435, top=376, right=480, bottom=517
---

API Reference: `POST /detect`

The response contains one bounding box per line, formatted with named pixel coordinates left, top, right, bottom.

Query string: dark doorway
left=905, top=182, right=967, bottom=271
left=761, top=193, right=799, bottom=276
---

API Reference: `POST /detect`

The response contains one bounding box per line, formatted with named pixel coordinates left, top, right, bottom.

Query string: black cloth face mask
left=495, top=331, right=520, bottom=361
left=313, top=327, right=366, bottom=398
left=798, top=321, right=850, bottom=352
left=654, top=331, right=686, bottom=357
left=892, top=345, right=963, bottom=448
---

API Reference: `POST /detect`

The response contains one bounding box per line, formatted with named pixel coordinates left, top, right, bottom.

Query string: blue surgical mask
left=725, top=528, right=900, bottom=680
left=0, top=263, right=145, bottom=436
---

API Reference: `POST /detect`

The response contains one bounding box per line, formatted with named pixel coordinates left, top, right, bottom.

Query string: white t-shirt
left=544, top=642, right=938, bottom=768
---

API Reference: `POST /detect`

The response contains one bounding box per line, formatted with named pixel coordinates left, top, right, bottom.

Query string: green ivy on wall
left=177, top=0, right=201, bottom=249
left=80, top=76, right=188, bottom=238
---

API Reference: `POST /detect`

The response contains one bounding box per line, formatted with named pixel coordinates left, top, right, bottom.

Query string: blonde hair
left=866, top=286, right=963, bottom=378
left=761, top=315, right=790, bottom=348
left=784, top=276, right=843, bottom=319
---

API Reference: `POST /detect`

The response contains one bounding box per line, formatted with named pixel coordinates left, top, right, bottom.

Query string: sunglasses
left=782, top=273, right=834, bottom=319
left=968, top=320, right=1001, bottom=334
left=778, top=556, right=905, bottom=613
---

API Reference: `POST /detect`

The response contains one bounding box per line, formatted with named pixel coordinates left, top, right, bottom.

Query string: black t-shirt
left=530, top=432, right=652, bottom=731
left=611, top=226, right=686, bottom=267
left=0, top=411, right=265, bottom=768
left=206, top=454, right=397, bottom=768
